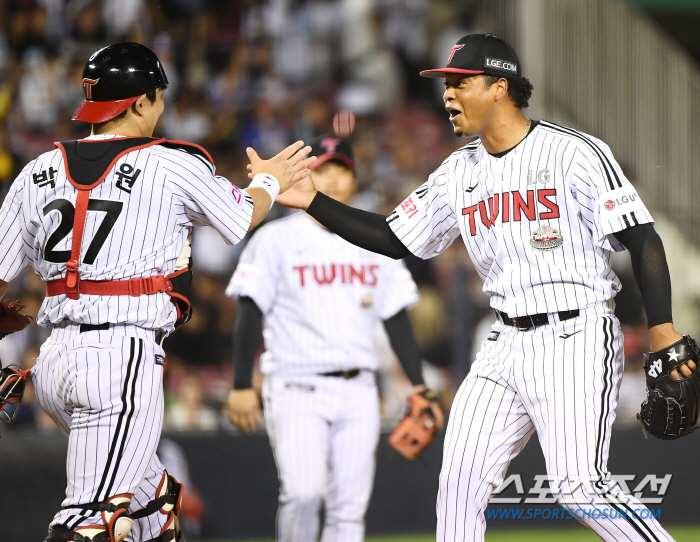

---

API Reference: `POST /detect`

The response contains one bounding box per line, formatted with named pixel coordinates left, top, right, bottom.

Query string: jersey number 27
left=42, top=198, right=123, bottom=265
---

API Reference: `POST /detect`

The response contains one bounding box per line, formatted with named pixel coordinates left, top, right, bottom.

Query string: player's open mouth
left=446, top=108, right=462, bottom=121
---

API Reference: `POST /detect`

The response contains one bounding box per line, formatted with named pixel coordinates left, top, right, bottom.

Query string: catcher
left=225, top=136, right=443, bottom=542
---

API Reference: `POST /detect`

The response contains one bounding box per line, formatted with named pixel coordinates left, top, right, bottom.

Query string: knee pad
left=45, top=524, right=109, bottom=542
left=45, top=510, right=131, bottom=542
left=132, top=471, right=185, bottom=542
left=49, top=495, right=133, bottom=542
left=101, top=495, right=134, bottom=542
left=132, top=471, right=184, bottom=520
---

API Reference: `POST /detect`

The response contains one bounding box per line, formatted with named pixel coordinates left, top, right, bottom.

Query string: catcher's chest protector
left=47, top=137, right=201, bottom=327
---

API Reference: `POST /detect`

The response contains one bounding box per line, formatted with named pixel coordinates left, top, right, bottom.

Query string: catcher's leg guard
left=45, top=525, right=110, bottom=542
left=49, top=495, right=134, bottom=542
left=0, top=365, right=30, bottom=422
left=132, top=471, right=185, bottom=542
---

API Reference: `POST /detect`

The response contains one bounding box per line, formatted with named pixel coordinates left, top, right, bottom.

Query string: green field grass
left=219, top=525, right=700, bottom=542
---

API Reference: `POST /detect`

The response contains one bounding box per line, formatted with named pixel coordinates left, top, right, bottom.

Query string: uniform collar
left=488, top=120, right=540, bottom=158
left=80, top=134, right=130, bottom=141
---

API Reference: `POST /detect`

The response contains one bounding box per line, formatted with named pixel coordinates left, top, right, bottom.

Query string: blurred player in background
left=226, top=136, right=443, bottom=542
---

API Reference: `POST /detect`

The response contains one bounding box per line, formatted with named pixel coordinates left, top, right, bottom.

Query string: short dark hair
left=107, top=88, right=159, bottom=122
left=482, top=75, right=533, bottom=109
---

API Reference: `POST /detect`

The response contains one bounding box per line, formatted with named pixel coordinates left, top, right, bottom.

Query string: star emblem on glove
left=668, top=349, right=681, bottom=362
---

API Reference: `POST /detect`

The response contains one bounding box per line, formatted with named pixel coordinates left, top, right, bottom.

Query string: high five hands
left=247, top=142, right=319, bottom=210
left=246, top=141, right=316, bottom=194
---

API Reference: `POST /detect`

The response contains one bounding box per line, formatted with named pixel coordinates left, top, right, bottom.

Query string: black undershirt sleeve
left=232, top=296, right=264, bottom=390
left=612, top=224, right=673, bottom=328
left=306, top=192, right=411, bottom=260
left=382, top=309, right=424, bottom=386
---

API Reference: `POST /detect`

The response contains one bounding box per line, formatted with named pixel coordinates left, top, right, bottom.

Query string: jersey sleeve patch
left=387, top=165, right=461, bottom=260
left=222, top=178, right=244, bottom=207
left=599, top=186, right=647, bottom=219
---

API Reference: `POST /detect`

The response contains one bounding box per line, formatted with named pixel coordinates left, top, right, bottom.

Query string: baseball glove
left=389, top=389, right=438, bottom=460
left=0, top=299, right=32, bottom=340
left=638, top=335, right=700, bottom=440
left=0, top=365, right=30, bottom=423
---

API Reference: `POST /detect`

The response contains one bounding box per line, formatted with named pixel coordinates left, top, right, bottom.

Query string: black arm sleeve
left=232, top=296, right=264, bottom=389
left=612, top=224, right=672, bottom=328
left=383, top=309, right=424, bottom=386
left=306, top=192, right=411, bottom=260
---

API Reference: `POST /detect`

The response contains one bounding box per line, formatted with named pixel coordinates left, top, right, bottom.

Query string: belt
left=495, top=309, right=579, bottom=331
left=79, top=323, right=165, bottom=344
left=318, top=369, right=363, bottom=379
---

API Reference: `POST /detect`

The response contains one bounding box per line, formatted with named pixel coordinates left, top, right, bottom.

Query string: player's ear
left=492, top=78, right=509, bottom=102
left=132, top=93, right=150, bottom=116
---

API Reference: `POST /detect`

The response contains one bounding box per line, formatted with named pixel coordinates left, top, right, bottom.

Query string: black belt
left=495, top=309, right=579, bottom=331
left=318, top=368, right=362, bottom=379
left=79, top=323, right=165, bottom=343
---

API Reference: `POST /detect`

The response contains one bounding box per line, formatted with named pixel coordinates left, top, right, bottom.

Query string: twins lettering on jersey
left=461, top=189, right=560, bottom=236
left=293, top=263, right=379, bottom=287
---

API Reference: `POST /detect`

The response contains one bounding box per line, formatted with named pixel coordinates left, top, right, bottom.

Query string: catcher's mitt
left=0, top=299, right=32, bottom=340
left=638, top=335, right=700, bottom=440
left=389, top=389, right=438, bottom=460
left=0, top=365, right=30, bottom=423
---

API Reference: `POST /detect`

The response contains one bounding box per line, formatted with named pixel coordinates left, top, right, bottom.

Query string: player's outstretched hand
left=246, top=141, right=316, bottom=194
left=274, top=173, right=319, bottom=210
left=227, top=388, right=262, bottom=434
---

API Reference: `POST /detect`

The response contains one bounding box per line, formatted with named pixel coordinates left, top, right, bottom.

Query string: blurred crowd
left=0, top=0, right=650, bottom=436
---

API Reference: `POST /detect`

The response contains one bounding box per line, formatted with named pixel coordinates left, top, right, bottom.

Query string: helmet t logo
left=82, top=78, right=100, bottom=99
left=447, top=45, right=464, bottom=64
left=321, top=137, right=339, bottom=152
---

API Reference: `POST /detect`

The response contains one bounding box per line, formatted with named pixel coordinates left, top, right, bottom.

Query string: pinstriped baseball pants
left=31, top=324, right=171, bottom=541
left=263, top=372, right=380, bottom=542
left=437, top=303, right=675, bottom=542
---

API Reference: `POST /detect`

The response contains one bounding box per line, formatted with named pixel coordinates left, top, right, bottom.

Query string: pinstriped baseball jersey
left=0, top=134, right=253, bottom=333
left=226, top=213, right=419, bottom=376
left=387, top=121, right=652, bottom=317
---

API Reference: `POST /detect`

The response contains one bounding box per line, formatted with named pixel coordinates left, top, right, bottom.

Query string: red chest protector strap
left=46, top=137, right=193, bottom=304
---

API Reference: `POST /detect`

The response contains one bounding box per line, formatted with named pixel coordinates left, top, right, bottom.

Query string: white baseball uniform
left=387, top=121, right=674, bottom=542
left=0, top=134, right=253, bottom=540
left=226, top=213, right=419, bottom=542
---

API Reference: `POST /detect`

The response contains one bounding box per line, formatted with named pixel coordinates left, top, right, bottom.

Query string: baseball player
left=273, top=34, right=694, bottom=541
left=226, top=137, right=443, bottom=542
left=0, top=42, right=315, bottom=542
